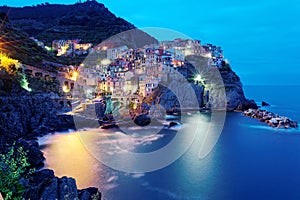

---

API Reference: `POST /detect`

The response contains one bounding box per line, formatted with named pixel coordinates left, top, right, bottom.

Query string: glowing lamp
left=195, top=74, right=202, bottom=82
left=101, top=59, right=111, bottom=66
left=62, top=85, right=70, bottom=93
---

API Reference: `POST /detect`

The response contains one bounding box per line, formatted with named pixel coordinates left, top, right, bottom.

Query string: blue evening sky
left=1, top=0, right=300, bottom=85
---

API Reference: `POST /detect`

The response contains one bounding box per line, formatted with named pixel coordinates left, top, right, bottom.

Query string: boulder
left=269, top=118, right=278, bottom=125
left=263, top=116, right=271, bottom=121
left=78, top=187, right=101, bottom=200
left=24, top=169, right=101, bottom=200
left=290, top=121, right=298, bottom=128
left=23, top=169, right=57, bottom=199
left=58, top=177, right=78, bottom=199
left=134, top=114, right=151, bottom=126
left=241, top=99, right=259, bottom=110
left=168, top=121, right=179, bottom=128
left=40, top=178, right=59, bottom=200
left=262, top=101, right=270, bottom=107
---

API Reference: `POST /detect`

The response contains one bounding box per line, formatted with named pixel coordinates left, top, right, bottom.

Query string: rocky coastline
left=243, top=109, right=298, bottom=129
left=0, top=93, right=100, bottom=199
left=1, top=138, right=101, bottom=200
left=23, top=169, right=101, bottom=200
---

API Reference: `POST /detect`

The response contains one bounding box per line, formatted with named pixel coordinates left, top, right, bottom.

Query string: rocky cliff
left=152, top=56, right=257, bottom=112
left=0, top=72, right=86, bottom=198
left=23, top=169, right=100, bottom=200
left=0, top=94, right=75, bottom=148
left=219, top=65, right=257, bottom=111
left=0, top=91, right=94, bottom=199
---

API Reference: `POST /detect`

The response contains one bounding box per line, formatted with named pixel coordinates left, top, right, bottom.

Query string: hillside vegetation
left=0, top=1, right=157, bottom=46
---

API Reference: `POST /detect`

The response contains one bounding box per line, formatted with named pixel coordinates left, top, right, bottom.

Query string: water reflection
left=40, top=132, right=104, bottom=189
left=39, top=113, right=223, bottom=199
left=39, top=86, right=300, bottom=200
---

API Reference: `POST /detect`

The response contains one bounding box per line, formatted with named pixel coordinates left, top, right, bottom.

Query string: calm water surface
left=39, top=86, right=300, bottom=200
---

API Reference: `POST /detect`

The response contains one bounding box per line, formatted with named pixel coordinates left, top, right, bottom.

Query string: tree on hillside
left=0, top=12, right=8, bottom=22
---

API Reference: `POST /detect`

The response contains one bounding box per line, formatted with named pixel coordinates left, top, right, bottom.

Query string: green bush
left=0, top=144, right=34, bottom=200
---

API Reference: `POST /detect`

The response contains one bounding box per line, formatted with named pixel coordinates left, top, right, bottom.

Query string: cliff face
left=0, top=71, right=73, bottom=149
left=153, top=83, right=205, bottom=113
left=153, top=56, right=257, bottom=112
left=219, top=65, right=257, bottom=111
left=0, top=94, right=75, bottom=147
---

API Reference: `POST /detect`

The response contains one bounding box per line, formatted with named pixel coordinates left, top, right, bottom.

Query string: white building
left=107, top=46, right=129, bottom=60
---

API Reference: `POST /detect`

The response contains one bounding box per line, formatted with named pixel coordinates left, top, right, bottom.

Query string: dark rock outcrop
left=0, top=94, right=75, bottom=151
left=262, top=101, right=270, bottom=107
left=236, top=99, right=258, bottom=111
left=168, top=122, right=180, bottom=128
left=151, top=57, right=257, bottom=112
left=243, top=109, right=298, bottom=129
left=78, top=187, right=100, bottom=200
left=154, top=84, right=204, bottom=113
left=219, top=68, right=258, bottom=111
left=134, top=114, right=151, bottom=126
left=0, top=94, right=55, bottom=148
left=23, top=169, right=101, bottom=200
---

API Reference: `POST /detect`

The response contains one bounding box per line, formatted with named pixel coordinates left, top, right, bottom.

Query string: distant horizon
left=0, top=0, right=299, bottom=86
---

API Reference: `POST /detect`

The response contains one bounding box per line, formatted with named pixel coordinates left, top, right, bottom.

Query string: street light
left=194, top=74, right=205, bottom=85
left=62, top=85, right=70, bottom=93
left=195, top=74, right=202, bottom=82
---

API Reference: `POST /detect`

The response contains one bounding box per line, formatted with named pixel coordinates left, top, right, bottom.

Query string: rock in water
left=262, top=101, right=270, bottom=106
left=168, top=122, right=179, bottom=128
left=243, top=109, right=298, bottom=129
left=134, top=114, right=151, bottom=126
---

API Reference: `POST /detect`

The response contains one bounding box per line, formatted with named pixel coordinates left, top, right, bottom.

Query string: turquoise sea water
left=40, top=86, right=300, bottom=200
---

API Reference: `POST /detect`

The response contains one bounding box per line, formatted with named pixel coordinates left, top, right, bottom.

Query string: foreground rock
left=0, top=94, right=75, bottom=151
left=262, top=101, right=270, bottom=107
left=0, top=139, right=102, bottom=200
left=168, top=121, right=180, bottom=128
left=16, top=139, right=45, bottom=169
left=133, top=114, right=151, bottom=126
left=244, top=109, right=298, bottom=129
left=23, top=169, right=101, bottom=200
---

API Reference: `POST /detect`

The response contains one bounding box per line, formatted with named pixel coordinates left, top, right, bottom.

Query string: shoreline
left=243, top=109, right=298, bottom=129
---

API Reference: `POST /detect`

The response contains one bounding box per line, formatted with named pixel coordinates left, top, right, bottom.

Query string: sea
left=38, top=85, right=300, bottom=200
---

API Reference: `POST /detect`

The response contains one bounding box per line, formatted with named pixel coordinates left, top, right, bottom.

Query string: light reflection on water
left=40, top=132, right=105, bottom=189
left=39, top=113, right=220, bottom=199
left=39, top=110, right=300, bottom=200
left=35, top=85, right=300, bottom=199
